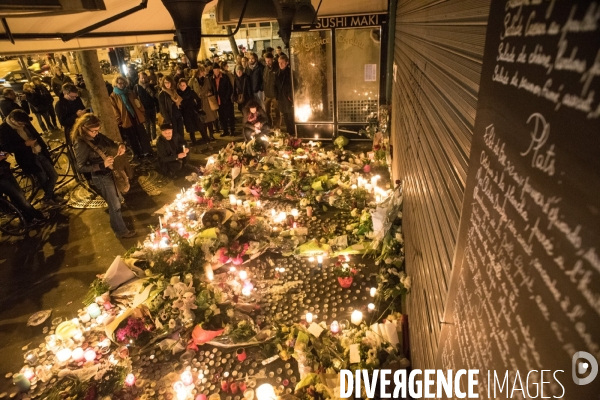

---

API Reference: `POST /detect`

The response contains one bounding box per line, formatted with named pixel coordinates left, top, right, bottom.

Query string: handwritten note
left=437, top=1, right=600, bottom=398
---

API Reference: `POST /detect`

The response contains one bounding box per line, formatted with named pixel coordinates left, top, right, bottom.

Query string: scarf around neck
left=113, top=86, right=135, bottom=117
left=162, top=85, right=183, bottom=108
left=7, top=118, right=41, bottom=154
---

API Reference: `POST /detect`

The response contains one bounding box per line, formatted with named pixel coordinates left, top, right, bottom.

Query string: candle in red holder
left=221, top=380, right=229, bottom=391
left=230, top=382, right=239, bottom=394
left=236, top=347, right=247, bottom=362
left=239, top=382, right=247, bottom=392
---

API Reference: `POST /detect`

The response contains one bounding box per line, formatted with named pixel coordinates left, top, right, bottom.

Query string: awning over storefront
left=0, top=0, right=387, bottom=55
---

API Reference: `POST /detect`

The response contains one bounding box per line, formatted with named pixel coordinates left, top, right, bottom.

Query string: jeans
left=144, top=108, right=157, bottom=140
left=91, top=173, right=129, bottom=236
left=0, top=173, right=44, bottom=222
left=33, top=154, right=58, bottom=200
left=264, top=96, right=280, bottom=128
left=34, top=112, right=55, bottom=131
left=218, top=102, right=236, bottom=135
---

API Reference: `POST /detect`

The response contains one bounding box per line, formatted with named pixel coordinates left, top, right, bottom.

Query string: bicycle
left=0, top=195, right=28, bottom=236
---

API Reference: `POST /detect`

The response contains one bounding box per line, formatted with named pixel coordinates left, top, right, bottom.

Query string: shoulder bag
left=83, top=138, right=130, bottom=194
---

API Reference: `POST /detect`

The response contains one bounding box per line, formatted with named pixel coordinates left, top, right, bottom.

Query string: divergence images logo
left=572, top=351, right=598, bottom=386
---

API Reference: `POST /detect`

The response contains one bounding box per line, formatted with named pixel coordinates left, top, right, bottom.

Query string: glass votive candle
left=78, top=310, right=91, bottom=323
left=24, top=350, right=38, bottom=366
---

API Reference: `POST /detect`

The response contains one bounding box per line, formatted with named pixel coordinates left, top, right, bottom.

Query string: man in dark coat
left=276, top=54, right=294, bottom=134
left=212, top=63, right=236, bottom=137
left=51, top=68, right=73, bottom=98
left=31, top=76, right=58, bottom=129
left=134, top=72, right=159, bottom=141
left=156, top=123, right=189, bottom=178
left=55, top=83, right=86, bottom=145
left=0, top=110, right=65, bottom=206
left=248, top=53, right=264, bottom=108
left=0, top=89, right=25, bottom=120
left=263, top=53, right=280, bottom=129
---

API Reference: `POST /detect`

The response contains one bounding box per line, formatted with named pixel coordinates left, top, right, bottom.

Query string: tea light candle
left=305, top=312, right=313, bottom=324
left=351, top=310, right=363, bottom=325
left=271, top=208, right=276, bottom=217
left=239, top=270, right=248, bottom=280
left=370, top=287, right=377, bottom=297
left=229, top=194, right=237, bottom=205
left=125, top=373, right=136, bottom=386
left=330, top=320, right=340, bottom=334
left=308, top=256, right=315, bottom=263
left=87, top=303, right=101, bottom=319
left=236, top=199, right=243, bottom=207
left=256, top=200, right=262, bottom=208
left=56, top=348, right=72, bottom=363
left=23, top=369, right=35, bottom=381
left=84, top=349, right=97, bottom=362
left=291, top=208, right=299, bottom=217
left=78, top=310, right=91, bottom=323
left=256, top=383, right=277, bottom=400
left=317, top=255, right=323, bottom=268
left=368, top=303, right=376, bottom=312
left=24, top=350, right=38, bottom=365
left=181, top=370, right=193, bottom=386
left=71, top=347, right=85, bottom=361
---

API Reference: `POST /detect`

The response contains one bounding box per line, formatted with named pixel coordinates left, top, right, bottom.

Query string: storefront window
left=335, top=28, right=380, bottom=122
left=290, top=30, right=334, bottom=123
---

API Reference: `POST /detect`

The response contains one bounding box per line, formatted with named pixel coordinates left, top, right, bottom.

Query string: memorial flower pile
left=8, top=128, right=412, bottom=399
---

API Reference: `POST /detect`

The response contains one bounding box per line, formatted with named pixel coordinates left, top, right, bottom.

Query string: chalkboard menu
left=437, top=0, right=600, bottom=398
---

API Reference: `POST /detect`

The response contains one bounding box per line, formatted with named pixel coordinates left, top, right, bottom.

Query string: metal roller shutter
left=391, top=0, right=491, bottom=368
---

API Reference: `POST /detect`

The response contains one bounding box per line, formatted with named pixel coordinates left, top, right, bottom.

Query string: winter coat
left=156, top=134, right=185, bottom=164
left=213, top=73, right=233, bottom=106
left=109, top=90, right=146, bottom=128
left=25, top=91, right=47, bottom=113
left=263, top=63, right=279, bottom=99
left=0, top=121, right=51, bottom=174
left=242, top=107, right=270, bottom=138
left=0, top=98, right=24, bottom=119
left=134, top=83, right=158, bottom=111
left=73, top=132, right=120, bottom=174
left=189, top=76, right=218, bottom=123
left=55, top=96, right=85, bottom=131
left=158, top=90, right=183, bottom=125
left=234, top=74, right=253, bottom=108
left=51, top=74, right=73, bottom=97
left=177, top=87, right=203, bottom=128
left=34, top=84, right=55, bottom=108
left=248, top=63, right=264, bottom=94
left=276, top=66, right=293, bottom=113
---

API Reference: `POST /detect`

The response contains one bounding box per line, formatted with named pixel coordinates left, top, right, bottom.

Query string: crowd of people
left=0, top=46, right=295, bottom=238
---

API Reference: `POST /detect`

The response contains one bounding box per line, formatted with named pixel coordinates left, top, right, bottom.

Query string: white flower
left=350, top=208, right=359, bottom=217
left=233, top=155, right=239, bottom=160
left=210, top=304, right=221, bottom=315
left=315, top=195, right=322, bottom=202
left=403, top=276, right=412, bottom=290
left=227, top=309, right=235, bottom=318
left=299, top=198, right=309, bottom=207
left=384, top=257, right=393, bottom=265
left=336, top=189, right=343, bottom=196
left=352, top=229, right=359, bottom=235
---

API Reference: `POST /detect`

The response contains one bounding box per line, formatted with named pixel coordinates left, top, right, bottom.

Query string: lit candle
left=125, top=373, right=136, bottom=386
left=291, top=209, right=299, bottom=217
left=256, top=200, right=262, bottom=208
left=239, top=270, right=248, bottom=280
left=181, top=370, right=194, bottom=386
left=22, top=369, right=35, bottom=381
left=236, top=199, right=243, bottom=207
left=205, top=265, right=214, bottom=281
left=87, top=303, right=101, bottom=319
left=56, top=348, right=72, bottom=363
left=368, top=303, right=376, bottom=312
left=317, top=255, right=323, bottom=268
left=293, top=222, right=297, bottom=229
left=159, top=216, right=163, bottom=230
left=330, top=320, right=340, bottom=334
left=308, top=256, right=315, bottom=263
left=24, top=350, right=38, bottom=365
left=256, top=383, right=277, bottom=400
left=351, top=310, right=363, bottom=325
left=84, top=349, right=97, bottom=362
left=271, top=208, right=276, bottom=217
left=370, top=287, right=377, bottom=297
left=71, top=347, right=84, bottom=361
left=229, top=194, right=237, bottom=206
left=305, top=313, right=313, bottom=324
left=351, top=184, right=357, bottom=190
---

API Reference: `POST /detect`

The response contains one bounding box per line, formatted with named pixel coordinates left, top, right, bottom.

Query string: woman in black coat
left=23, top=83, right=55, bottom=132
left=176, top=78, right=209, bottom=147
left=234, top=64, right=253, bottom=113
left=242, top=99, right=270, bottom=142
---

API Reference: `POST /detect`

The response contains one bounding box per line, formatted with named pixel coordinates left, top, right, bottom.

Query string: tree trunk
left=76, top=50, right=121, bottom=142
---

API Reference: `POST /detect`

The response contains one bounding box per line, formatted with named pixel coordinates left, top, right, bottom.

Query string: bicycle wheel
left=0, top=198, right=28, bottom=236
left=15, top=172, right=36, bottom=202
left=48, top=140, right=72, bottom=184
